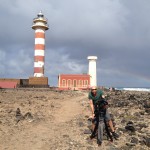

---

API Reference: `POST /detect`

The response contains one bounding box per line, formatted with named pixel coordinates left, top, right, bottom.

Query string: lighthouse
left=32, top=11, right=49, bottom=77
left=87, top=56, right=98, bottom=87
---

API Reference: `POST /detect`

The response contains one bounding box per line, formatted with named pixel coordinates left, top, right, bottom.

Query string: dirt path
left=0, top=90, right=94, bottom=150
left=54, top=93, right=88, bottom=123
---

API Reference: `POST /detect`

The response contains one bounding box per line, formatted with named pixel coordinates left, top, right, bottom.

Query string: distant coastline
left=115, top=87, right=150, bottom=92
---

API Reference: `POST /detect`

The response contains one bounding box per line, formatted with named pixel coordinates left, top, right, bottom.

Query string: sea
left=115, top=87, right=150, bottom=92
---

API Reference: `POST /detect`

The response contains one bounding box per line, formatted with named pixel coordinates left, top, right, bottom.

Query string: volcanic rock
left=0, top=88, right=150, bottom=149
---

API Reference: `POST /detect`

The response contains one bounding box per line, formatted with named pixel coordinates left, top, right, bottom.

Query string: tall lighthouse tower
left=87, top=56, right=98, bottom=87
left=32, top=11, right=49, bottom=77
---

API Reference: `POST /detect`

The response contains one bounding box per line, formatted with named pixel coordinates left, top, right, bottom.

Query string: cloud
left=45, top=49, right=88, bottom=85
left=0, top=0, right=150, bottom=87
left=0, top=48, right=33, bottom=78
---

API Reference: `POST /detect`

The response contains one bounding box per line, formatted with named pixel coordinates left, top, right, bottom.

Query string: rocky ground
left=0, top=88, right=150, bottom=150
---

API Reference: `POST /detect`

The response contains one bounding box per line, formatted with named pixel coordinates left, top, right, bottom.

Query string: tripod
left=90, top=100, right=113, bottom=146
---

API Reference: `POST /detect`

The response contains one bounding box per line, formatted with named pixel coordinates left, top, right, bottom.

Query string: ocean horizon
left=115, top=87, right=150, bottom=92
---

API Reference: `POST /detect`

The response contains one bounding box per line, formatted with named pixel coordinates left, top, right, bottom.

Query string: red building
left=0, top=81, right=17, bottom=89
left=0, top=78, right=20, bottom=89
left=58, top=74, right=90, bottom=90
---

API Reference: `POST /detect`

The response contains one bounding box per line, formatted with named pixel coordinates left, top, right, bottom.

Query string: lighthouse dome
left=37, top=11, right=44, bottom=18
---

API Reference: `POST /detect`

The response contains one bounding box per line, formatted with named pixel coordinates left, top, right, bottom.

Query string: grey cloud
left=0, top=0, right=150, bottom=87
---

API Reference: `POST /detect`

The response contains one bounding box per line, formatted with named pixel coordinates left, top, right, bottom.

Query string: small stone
left=126, top=142, right=136, bottom=146
left=78, top=121, right=84, bottom=127
left=131, top=137, right=139, bottom=144
left=144, top=137, right=150, bottom=147
left=84, top=129, right=91, bottom=134
left=120, top=145, right=132, bottom=150
left=145, top=108, right=150, bottom=114
left=63, top=134, right=69, bottom=138
left=86, top=146, right=94, bottom=150
left=125, top=125, right=136, bottom=132
left=127, top=121, right=134, bottom=125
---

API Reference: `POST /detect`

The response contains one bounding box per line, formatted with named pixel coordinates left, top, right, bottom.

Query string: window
left=78, top=80, right=82, bottom=87
left=84, top=80, right=88, bottom=87
left=62, top=79, right=66, bottom=87
left=73, top=79, right=77, bottom=87
left=67, top=79, right=72, bottom=87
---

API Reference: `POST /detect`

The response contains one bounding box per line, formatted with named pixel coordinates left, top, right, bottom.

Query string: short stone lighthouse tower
left=32, top=11, right=49, bottom=77
left=87, top=56, right=98, bottom=87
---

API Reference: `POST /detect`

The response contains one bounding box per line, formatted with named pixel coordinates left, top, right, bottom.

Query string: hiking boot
left=112, top=132, right=119, bottom=140
left=97, top=140, right=102, bottom=146
left=90, top=134, right=96, bottom=139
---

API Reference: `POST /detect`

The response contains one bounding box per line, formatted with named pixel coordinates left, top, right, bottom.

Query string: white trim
left=58, top=74, right=60, bottom=87
left=34, top=73, right=44, bottom=77
left=35, top=50, right=44, bottom=56
left=34, top=61, right=44, bottom=67
left=35, top=38, right=45, bottom=44
left=35, top=29, right=45, bottom=33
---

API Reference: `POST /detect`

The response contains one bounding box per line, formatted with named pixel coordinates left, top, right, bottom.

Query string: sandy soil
left=0, top=89, right=91, bottom=150
left=0, top=89, right=150, bottom=150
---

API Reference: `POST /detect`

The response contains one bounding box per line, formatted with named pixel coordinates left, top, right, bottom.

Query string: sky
left=0, top=0, right=150, bottom=87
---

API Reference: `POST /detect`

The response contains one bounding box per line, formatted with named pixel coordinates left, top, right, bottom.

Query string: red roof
left=59, top=74, right=90, bottom=77
left=0, top=82, right=17, bottom=88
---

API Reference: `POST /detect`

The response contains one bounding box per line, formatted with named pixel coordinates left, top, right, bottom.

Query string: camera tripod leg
left=97, top=121, right=104, bottom=146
